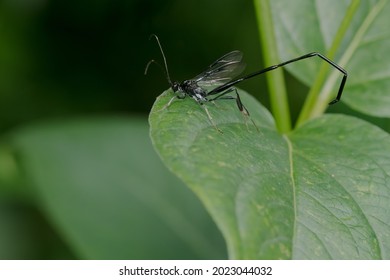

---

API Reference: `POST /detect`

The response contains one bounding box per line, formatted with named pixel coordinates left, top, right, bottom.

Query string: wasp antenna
left=149, top=34, right=173, bottom=86
left=144, top=59, right=154, bottom=75
left=144, top=59, right=168, bottom=79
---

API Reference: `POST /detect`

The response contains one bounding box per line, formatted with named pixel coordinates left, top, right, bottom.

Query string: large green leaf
left=269, top=0, right=390, bottom=117
left=149, top=89, right=390, bottom=259
left=10, top=117, right=226, bottom=259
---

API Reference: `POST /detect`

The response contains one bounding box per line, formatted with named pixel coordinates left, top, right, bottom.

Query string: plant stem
left=295, top=0, right=361, bottom=127
left=254, top=0, right=291, bottom=133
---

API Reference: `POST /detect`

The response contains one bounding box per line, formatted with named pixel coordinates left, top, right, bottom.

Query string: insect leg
left=209, top=88, right=259, bottom=131
left=208, top=52, right=347, bottom=105
left=156, top=93, right=186, bottom=112
left=200, top=103, right=223, bottom=133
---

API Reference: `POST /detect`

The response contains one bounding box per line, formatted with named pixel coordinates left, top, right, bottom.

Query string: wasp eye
left=172, top=82, right=179, bottom=92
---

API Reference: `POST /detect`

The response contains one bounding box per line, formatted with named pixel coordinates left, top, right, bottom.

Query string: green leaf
left=269, top=0, right=390, bottom=117
left=10, top=117, right=226, bottom=259
left=149, top=89, right=390, bottom=259
left=0, top=200, right=41, bottom=259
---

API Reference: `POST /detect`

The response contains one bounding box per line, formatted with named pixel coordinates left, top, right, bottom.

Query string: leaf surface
left=270, top=0, right=390, bottom=117
left=150, top=89, right=390, bottom=259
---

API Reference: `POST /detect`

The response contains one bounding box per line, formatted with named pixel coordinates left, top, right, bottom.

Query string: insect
left=145, top=34, right=347, bottom=132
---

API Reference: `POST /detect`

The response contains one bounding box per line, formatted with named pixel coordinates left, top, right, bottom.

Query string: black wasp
left=145, top=34, right=347, bottom=132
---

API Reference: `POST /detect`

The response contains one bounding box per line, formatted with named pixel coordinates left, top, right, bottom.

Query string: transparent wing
left=192, top=50, right=246, bottom=88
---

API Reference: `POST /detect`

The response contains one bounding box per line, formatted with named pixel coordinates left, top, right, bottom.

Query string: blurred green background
left=1, top=0, right=388, bottom=260
left=0, top=0, right=272, bottom=260
left=0, top=0, right=273, bottom=130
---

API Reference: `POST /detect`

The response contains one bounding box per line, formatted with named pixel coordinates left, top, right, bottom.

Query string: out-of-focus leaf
left=10, top=117, right=226, bottom=259
left=270, top=0, right=390, bottom=117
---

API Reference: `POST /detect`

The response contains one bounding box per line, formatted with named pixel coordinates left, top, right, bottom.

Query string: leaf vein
left=294, top=151, right=382, bottom=258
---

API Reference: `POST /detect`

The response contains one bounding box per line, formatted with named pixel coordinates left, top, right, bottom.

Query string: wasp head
left=171, top=81, right=180, bottom=92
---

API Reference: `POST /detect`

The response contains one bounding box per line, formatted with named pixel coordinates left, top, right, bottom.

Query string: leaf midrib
left=283, top=135, right=298, bottom=258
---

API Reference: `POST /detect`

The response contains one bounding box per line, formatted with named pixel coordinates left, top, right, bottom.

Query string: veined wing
left=192, top=50, right=246, bottom=88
